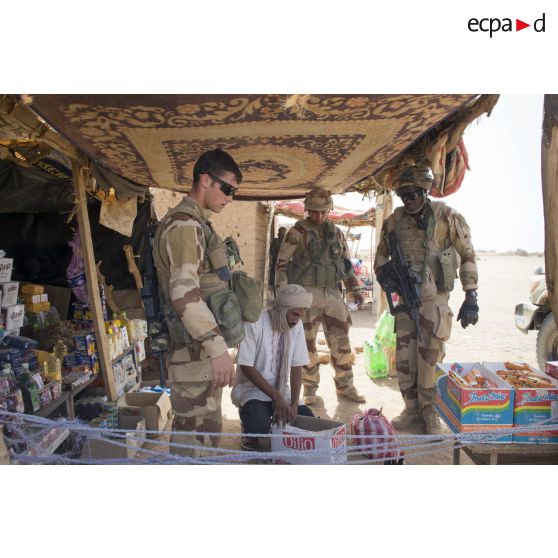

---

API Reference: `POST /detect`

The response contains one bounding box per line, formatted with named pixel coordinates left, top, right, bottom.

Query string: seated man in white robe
left=231, top=284, right=315, bottom=451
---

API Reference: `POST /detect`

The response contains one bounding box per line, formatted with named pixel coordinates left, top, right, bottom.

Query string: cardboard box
left=435, top=362, right=514, bottom=443
left=20, top=283, right=43, bottom=295
left=271, top=416, right=347, bottom=464
left=25, top=302, right=43, bottom=313
left=483, top=362, right=558, bottom=444
left=1, top=282, right=19, bottom=308
left=23, top=293, right=42, bottom=304
left=82, top=416, right=146, bottom=460
left=118, top=391, right=172, bottom=433
left=74, top=333, right=97, bottom=355
left=4, top=305, right=25, bottom=331
left=0, top=258, right=13, bottom=282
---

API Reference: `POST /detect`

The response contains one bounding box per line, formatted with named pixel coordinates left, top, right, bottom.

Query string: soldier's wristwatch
left=465, top=289, right=478, bottom=300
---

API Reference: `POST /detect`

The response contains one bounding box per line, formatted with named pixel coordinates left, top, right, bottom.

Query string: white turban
left=273, top=284, right=313, bottom=311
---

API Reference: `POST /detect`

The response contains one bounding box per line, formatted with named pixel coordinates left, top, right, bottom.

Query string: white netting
left=2, top=409, right=557, bottom=464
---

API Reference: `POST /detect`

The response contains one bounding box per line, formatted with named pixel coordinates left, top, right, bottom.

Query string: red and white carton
left=545, top=361, right=558, bottom=381
left=271, top=416, right=347, bottom=464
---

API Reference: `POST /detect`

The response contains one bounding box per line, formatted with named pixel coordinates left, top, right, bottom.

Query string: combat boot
left=303, top=388, right=317, bottom=405
left=391, top=408, right=421, bottom=430
left=336, top=387, right=366, bottom=403
left=423, top=409, right=444, bottom=436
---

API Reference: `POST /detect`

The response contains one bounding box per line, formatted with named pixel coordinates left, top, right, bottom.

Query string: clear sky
left=328, top=94, right=546, bottom=254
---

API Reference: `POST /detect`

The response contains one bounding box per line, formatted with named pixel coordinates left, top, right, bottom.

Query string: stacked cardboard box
left=435, top=362, right=514, bottom=443
left=483, top=362, right=558, bottom=444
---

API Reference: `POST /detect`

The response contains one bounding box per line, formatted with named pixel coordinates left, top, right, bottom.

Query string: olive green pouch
left=438, top=247, right=458, bottom=292
left=231, top=271, right=263, bottom=323
left=206, top=289, right=245, bottom=347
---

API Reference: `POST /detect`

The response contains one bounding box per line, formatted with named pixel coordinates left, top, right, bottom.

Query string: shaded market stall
left=0, top=93, right=504, bottom=408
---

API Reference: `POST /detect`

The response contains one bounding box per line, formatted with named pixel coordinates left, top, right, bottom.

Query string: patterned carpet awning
left=274, top=201, right=375, bottom=227
left=28, top=94, right=479, bottom=200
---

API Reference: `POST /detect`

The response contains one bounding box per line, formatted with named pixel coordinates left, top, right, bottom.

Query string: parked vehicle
left=514, top=265, right=558, bottom=369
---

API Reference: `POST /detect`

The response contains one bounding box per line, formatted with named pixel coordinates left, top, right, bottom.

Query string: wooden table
left=453, top=442, right=558, bottom=465
left=35, top=375, right=98, bottom=419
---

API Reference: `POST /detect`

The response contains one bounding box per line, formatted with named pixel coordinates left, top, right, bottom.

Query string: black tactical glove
left=457, top=290, right=479, bottom=329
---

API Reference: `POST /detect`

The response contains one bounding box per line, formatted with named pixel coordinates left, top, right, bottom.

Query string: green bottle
left=20, top=364, right=41, bottom=414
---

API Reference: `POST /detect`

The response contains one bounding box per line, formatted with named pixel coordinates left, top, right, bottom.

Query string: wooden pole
left=542, top=95, right=558, bottom=330
left=371, top=191, right=394, bottom=324
left=262, top=202, right=276, bottom=306
left=72, top=158, right=117, bottom=401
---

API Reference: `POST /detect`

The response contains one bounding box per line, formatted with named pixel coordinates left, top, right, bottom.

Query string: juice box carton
left=435, top=362, right=514, bottom=443
left=483, top=362, right=558, bottom=444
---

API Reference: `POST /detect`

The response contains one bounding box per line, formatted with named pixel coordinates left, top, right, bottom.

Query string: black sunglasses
left=398, top=188, right=423, bottom=202
left=204, top=172, right=238, bottom=197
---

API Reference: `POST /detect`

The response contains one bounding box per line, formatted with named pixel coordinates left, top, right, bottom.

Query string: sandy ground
left=218, top=253, right=547, bottom=464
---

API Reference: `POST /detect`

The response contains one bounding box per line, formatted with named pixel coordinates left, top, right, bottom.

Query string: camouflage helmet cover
left=394, top=166, right=435, bottom=192
left=304, top=187, right=334, bottom=211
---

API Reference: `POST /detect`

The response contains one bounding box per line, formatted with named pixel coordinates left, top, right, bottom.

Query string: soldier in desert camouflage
left=153, top=149, right=242, bottom=458
left=374, top=166, right=479, bottom=435
left=275, top=187, right=366, bottom=405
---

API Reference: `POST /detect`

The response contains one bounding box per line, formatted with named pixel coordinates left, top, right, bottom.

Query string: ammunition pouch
left=165, top=306, right=194, bottom=345
left=206, top=289, right=245, bottom=347
left=437, top=247, right=457, bottom=292
left=164, top=287, right=245, bottom=349
left=232, top=270, right=263, bottom=323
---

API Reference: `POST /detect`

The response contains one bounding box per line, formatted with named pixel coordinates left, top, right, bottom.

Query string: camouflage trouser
left=302, top=286, right=356, bottom=396
left=395, top=292, right=453, bottom=414
left=169, top=380, right=222, bottom=459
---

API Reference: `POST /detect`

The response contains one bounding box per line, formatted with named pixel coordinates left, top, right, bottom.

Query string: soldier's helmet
left=304, top=187, right=334, bottom=211
left=394, top=166, right=435, bottom=193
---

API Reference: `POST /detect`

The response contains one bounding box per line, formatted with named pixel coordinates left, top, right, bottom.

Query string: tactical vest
left=153, top=199, right=245, bottom=348
left=286, top=220, right=348, bottom=288
left=386, top=201, right=458, bottom=300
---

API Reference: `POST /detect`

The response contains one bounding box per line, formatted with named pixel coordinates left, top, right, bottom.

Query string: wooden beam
left=72, top=158, right=117, bottom=401
left=542, top=95, right=558, bottom=330
left=262, top=201, right=276, bottom=306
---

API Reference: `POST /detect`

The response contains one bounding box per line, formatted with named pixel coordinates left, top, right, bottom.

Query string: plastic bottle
left=54, top=339, right=68, bottom=363
left=1, top=363, right=16, bottom=392
left=45, top=352, right=62, bottom=382
left=19, top=364, right=41, bottom=413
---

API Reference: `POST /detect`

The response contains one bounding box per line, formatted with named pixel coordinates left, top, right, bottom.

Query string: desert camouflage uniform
left=275, top=219, right=362, bottom=398
left=153, top=197, right=229, bottom=458
left=374, top=200, right=478, bottom=414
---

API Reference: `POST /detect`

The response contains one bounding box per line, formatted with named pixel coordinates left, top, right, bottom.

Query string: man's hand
left=272, top=393, right=291, bottom=427
left=457, top=290, right=479, bottom=329
left=289, top=403, right=299, bottom=426
left=210, top=351, right=235, bottom=388
left=353, top=293, right=365, bottom=308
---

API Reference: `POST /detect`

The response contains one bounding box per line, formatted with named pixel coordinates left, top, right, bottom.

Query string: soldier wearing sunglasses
left=154, top=148, right=242, bottom=457
left=374, top=166, right=478, bottom=435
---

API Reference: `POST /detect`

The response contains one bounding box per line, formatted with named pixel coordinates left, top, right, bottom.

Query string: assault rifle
left=375, top=231, right=423, bottom=342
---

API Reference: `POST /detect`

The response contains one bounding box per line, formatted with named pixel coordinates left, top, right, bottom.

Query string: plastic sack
left=67, top=229, right=89, bottom=304
left=365, top=310, right=396, bottom=379
left=350, top=408, right=404, bottom=463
